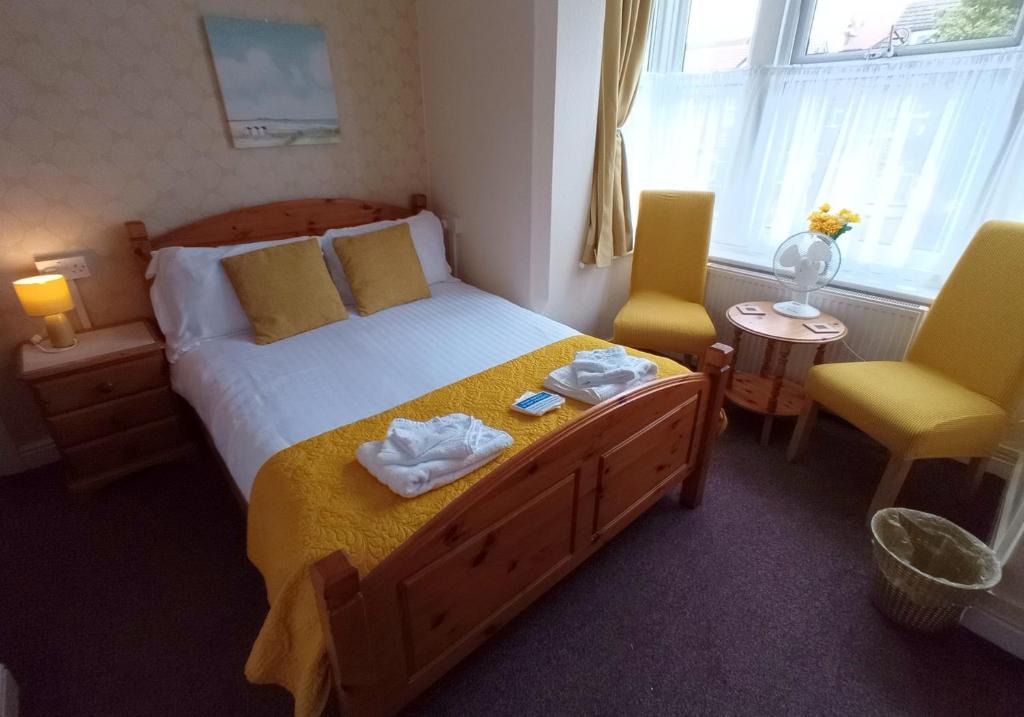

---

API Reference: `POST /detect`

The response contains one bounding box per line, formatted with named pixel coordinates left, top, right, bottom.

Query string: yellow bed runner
left=244, top=335, right=687, bottom=716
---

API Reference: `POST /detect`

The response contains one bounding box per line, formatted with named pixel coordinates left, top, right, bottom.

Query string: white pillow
left=322, top=210, right=451, bottom=304
left=146, top=236, right=314, bottom=361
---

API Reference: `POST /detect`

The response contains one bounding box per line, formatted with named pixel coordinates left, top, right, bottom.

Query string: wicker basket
left=870, top=508, right=1001, bottom=633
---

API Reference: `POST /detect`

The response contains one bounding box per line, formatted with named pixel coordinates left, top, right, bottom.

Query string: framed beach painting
left=203, top=16, right=340, bottom=148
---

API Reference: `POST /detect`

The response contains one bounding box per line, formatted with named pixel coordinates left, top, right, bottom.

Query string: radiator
left=704, top=263, right=929, bottom=382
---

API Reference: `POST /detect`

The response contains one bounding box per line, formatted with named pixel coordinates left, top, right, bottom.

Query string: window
left=683, top=0, right=760, bottom=72
left=625, top=0, right=1024, bottom=300
left=646, top=0, right=760, bottom=72
left=796, top=0, right=1024, bottom=62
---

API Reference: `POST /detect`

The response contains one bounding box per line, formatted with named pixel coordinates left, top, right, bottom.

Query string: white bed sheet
left=171, top=280, right=578, bottom=499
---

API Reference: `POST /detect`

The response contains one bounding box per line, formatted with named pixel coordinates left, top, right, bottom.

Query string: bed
left=125, top=196, right=732, bottom=717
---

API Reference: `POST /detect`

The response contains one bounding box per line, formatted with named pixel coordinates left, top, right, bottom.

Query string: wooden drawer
left=33, top=353, right=166, bottom=416
left=47, top=387, right=178, bottom=447
left=63, top=416, right=187, bottom=488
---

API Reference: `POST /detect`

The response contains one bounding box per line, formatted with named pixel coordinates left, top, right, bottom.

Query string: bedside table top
left=19, top=320, right=163, bottom=381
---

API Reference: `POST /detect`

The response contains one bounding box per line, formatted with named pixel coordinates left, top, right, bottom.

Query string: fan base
left=773, top=300, right=821, bottom=319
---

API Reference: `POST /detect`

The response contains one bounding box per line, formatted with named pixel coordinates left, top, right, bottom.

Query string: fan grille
left=772, top=231, right=842, bottom=292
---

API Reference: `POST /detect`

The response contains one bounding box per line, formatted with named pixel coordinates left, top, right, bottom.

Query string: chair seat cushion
left=806, top=360, right=1007, bottom=459
left=612, top=290, right=717, bottom=357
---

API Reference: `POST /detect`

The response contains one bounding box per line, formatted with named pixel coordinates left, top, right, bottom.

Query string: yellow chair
left=788, top=221, right=1024, bottom=521
left=612, top=190, right=717, bottom=361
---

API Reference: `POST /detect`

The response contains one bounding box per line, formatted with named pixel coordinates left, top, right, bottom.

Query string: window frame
left=790, top=0, right=1024, bottom=65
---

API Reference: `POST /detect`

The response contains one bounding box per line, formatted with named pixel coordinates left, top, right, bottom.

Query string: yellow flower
left=809, top=213, right=845, bottom=236
left=807, top=203, right=860, bottom=235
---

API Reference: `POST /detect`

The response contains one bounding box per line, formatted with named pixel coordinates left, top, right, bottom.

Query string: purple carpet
left=1, top=410, right=1021, bottom=716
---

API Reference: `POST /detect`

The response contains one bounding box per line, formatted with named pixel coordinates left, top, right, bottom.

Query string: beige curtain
left=581, top=0, right=653, bottom=267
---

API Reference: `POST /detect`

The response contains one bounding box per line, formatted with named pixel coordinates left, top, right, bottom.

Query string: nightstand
left=18, top=320, right=196, bottom=491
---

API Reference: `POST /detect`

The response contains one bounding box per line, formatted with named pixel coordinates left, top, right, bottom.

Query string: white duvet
left=171, top=281, right=577, bottom=499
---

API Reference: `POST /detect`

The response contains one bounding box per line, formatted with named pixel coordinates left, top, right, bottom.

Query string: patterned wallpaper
left=0, top=0, right=428, bottom=446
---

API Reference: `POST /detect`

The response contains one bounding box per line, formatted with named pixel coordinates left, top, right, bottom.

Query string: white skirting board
left=961, top=597, right=1024, bottom=659
left=0, top=664, right=17, bottom=717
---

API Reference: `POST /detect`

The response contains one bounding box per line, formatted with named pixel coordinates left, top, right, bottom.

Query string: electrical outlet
left=35, top=256, right=90, bottom=280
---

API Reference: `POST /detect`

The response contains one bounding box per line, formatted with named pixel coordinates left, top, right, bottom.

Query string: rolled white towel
left=543, top=363, right=656, bottom=405
left=571, top=347, right=658, bottom=387
left=357, top=415, right=513, bottom=498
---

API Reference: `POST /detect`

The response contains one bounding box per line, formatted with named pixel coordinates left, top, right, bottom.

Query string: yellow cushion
left=333, top=224, right=431, bottom=316
left=612, top=290, right=717, bottom=356
left=805, top=360, right=1007, bottom=460
left=907, top=220, right=1024, bottom=410
left=222, top=238, right=347, bottom=345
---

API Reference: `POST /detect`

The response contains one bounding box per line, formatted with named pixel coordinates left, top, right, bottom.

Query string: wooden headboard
left=125, top=194, right=427, bottom=270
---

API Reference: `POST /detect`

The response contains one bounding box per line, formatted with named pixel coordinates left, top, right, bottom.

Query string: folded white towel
left=357, top=414, right=513, bottom=498
left=571, top=346, right=633, bottom=386
left=543, top=363, right=657, bottom=405
left=380, top=413, right=482, bottom=466
left=571, top=347, right=658, bottom=387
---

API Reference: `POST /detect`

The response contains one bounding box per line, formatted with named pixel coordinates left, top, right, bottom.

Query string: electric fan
left=771, top=231, right=842, bottom=319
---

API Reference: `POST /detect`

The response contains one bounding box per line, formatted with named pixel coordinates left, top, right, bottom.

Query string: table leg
left=761, top=342, right=793, bottom=447
left=813, top=343, right=827, bottom=366
left=728, top=328, right=743, bottom=389
left=759, top=339, right=776, bottom=378
left=759, top=414, right=774, bottom=447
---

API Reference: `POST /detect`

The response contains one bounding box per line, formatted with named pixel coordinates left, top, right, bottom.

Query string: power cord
left=840, top=336, right=867, bottom=362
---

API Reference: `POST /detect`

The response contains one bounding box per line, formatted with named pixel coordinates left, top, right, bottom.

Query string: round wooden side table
left=725, top=301, right=847, bottom=446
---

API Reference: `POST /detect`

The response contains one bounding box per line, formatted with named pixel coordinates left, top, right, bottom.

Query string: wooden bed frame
left=125, top=196, right=733, bottom=717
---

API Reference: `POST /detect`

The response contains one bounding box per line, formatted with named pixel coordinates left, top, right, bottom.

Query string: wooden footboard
left=312, top=343, right=733, bottom=716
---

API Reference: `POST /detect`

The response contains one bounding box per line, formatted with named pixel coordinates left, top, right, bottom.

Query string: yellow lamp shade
left=13, top=274, right=75, bottom=316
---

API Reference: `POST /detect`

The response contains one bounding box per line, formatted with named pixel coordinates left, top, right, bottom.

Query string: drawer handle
left=96, top=381, right=116, bottom=394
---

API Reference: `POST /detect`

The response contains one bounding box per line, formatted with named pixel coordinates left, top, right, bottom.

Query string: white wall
left=417, top=0, right=632, bottom=336
left=542, top=0, right=633, bottom=338
left=417, top=0, right=539, bottom=308
left=530, top=1, right=557, bottom=312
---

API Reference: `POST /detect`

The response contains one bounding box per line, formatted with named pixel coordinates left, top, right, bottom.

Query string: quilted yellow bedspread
left=243, top=335, right=687, bottom=717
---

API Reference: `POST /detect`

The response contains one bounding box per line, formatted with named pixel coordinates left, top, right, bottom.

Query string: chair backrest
left=908, top=220, right=1024, bottom=410
left=629, top=190, right=714, bottom=303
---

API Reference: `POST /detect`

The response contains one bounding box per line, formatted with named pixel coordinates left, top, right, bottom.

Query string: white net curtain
left=624, top=47, right=1024, bottom=300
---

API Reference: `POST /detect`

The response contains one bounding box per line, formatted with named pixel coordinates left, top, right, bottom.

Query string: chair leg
left=963, top=457, right=988, bottom=500
left=786, top=401, right=819, bottom=462
left=867, top=455, right=914, bottom=524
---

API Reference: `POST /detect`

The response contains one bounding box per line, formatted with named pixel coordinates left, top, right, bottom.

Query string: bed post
left=680, top=342, right=733, bottom=508
left=310, top=551, right=377, bottom=710
left=125, top=220, right=152, bottom=271
left=410, top=193, right=427, bottom=213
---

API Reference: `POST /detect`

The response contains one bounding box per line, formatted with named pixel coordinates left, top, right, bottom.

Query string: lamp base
left=43, top=312, right=76, bottom=348
left=31, top=335, right=78, bottom=353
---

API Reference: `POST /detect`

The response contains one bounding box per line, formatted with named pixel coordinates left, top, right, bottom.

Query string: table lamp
left=13, top=274, right=77, bottom=349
